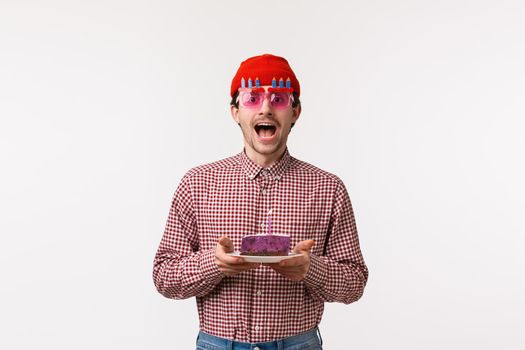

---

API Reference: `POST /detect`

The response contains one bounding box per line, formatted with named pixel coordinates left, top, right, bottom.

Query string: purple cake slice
left=240, top=234, right=290, bottom=256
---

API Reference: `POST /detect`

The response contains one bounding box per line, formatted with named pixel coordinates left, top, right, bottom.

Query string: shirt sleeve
left=153, top=174, right=224, bottom=299
left=302, top=179, right=368, bottom=304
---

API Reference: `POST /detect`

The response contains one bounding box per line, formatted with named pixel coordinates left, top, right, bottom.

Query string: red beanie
left=230, top=54, right=300, bottom=97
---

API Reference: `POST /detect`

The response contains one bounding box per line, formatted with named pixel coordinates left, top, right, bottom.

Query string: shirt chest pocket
left=275, top=204, right=331, bottom=253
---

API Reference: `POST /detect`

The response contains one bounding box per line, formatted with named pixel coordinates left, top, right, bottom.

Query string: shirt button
left=256, top=290, right=262, bottom=296
left=254, top=325, right=260, bottom=331
left=253, top=347, right=260, bottom=350
left=261, top=189, right=266, bottom=194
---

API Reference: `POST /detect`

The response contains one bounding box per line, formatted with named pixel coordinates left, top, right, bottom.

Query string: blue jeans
left=196, top=328, right=323, bottom=350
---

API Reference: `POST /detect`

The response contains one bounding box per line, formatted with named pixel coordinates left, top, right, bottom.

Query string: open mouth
left=254, top=123, right=277, bottom=139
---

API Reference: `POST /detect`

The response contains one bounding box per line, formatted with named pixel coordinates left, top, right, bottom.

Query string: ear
left=230, top=105, right=240, bottom=124
left=292, top=104, right=301, bottom=124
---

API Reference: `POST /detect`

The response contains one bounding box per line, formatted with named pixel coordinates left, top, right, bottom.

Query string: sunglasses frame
left=236, top=87, right=295, bottom=110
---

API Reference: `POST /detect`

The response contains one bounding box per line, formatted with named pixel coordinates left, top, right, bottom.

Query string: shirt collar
left=239, top=148, right=292, bottom=181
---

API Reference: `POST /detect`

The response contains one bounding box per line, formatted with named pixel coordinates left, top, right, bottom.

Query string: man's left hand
left=266, top=240, right=315, bottom=281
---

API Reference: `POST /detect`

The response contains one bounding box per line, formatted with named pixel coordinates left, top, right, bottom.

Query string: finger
left=274, top=266, right=304, bottom=275
left=292, top=239, right=315, bottom=253
left=267, top=263, right=302, bottom=274
left=216, top=254, right=259, bottom=270
left=229, top=262, right=259, bottom=270
left=215, top=247, right=244, bottom=264
left=217, top=253, right=245, bottom=265
left=220, top=268, right=241, bottom=276
left=279, top=255, right=307, bottom=267
left=218, top=236, right=235, bottom=252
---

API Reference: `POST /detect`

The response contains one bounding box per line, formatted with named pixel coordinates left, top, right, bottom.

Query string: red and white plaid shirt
left=153, top=149, right=368, bottom=342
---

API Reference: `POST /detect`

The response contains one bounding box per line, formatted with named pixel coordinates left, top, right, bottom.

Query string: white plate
left=227, top=252, right=301, bottom=263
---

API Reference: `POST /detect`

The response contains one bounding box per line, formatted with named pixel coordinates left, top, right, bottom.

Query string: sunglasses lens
left=270, top=92, right=291, bottom=108
left=240, top=92, right=263, bottom=108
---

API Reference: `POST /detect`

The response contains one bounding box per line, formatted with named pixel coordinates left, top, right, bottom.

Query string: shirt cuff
left=302, top=254, right=327, bottom=290
left=199, top=249, right=224, bottom=284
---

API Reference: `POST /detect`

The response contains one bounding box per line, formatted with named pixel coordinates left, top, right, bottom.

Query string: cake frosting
left=240, top=234, right=290, bottom=256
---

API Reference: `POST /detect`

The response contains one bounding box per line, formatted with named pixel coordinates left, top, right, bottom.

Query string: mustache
left=252, top=119, right=281, bottom=127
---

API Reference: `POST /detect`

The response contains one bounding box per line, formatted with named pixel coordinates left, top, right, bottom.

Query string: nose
left=258, top=96, right=273, bottom=116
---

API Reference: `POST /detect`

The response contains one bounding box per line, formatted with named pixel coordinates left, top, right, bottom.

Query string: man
left=153, top=54, right=368, bottom=349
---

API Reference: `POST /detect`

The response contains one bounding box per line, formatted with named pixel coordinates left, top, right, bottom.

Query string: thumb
left=293, top=239, right=315, bottom=253
left=218, top=236, right=234, bottom=252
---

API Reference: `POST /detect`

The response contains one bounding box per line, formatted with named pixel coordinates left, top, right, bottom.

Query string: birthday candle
left=279, top=78, right=284, bottom=88
left=272, top=77, right=277, bottom=88
left=248, top=78, right=252, bottom=88
left=255, top=77, right=260, bottom=88
left=267, top=209, right=273, bottom=235
left=241, top=77, right=245, bottom=88
left=286, top=77, right=291, bottom=88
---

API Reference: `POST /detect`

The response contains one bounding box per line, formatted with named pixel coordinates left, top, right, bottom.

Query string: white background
left=1, top=1, right=524, bottom=349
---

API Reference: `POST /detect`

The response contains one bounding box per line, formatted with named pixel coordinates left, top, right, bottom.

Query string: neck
left=244, top=145, right=287, bottom=168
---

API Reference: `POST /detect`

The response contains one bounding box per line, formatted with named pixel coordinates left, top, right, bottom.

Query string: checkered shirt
left=153, top=149, right=368, bottom=343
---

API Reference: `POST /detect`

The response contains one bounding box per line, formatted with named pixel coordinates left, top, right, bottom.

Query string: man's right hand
left=215, top=236, right=259, bottom=276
